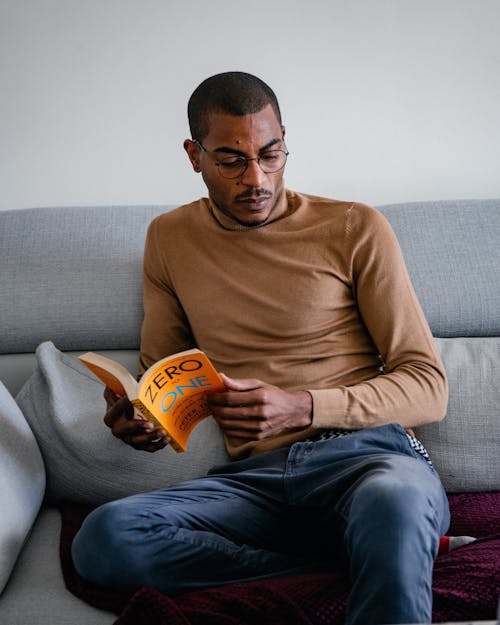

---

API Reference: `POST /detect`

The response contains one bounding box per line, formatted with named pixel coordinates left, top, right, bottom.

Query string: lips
left=236, top=193, right=272, bottom=212
left=237, top=196, right=272, bottom=211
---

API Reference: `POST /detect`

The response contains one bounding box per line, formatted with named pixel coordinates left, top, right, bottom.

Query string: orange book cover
left=78, top=348, right=225, bottom=453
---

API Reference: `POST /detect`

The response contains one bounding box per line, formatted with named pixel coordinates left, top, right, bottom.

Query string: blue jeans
left=72, top=423, right=450, bottom=625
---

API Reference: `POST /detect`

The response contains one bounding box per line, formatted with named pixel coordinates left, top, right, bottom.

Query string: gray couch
left=0, top=199, right=499, bottom=624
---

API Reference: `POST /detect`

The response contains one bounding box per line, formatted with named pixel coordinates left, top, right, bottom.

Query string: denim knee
left=72, top=500, right=143, bottom=590
left=344, top=455, right=448, bottom=544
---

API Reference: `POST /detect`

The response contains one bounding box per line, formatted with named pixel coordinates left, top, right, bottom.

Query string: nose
left=240, top=158, right=267, bottom=187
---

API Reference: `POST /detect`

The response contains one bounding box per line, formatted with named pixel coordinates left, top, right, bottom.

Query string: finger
left=218, top=373, right=264, bottom=392
left=104, top=396, right=134, bottom=427
left=125, top=430, right=171, bottom=452
left=208, top=389, right=266, bottom=408
left=113, top=418, right=155, bottom=440
left=103, top=385, right=122, bottom=405
left=119, top=423, right=165, bottom=443
left=214, top=413, right=269, bottom=431
left=211, top=410, right=257, bottom=426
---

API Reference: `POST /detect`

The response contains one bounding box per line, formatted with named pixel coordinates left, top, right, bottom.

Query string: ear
left=281, top=125, right=286, bottom=139
left=184, top=139, right=201, bottom=173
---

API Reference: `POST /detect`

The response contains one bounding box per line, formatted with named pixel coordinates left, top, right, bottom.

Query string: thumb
left=219, top=372, right=262, bottom=391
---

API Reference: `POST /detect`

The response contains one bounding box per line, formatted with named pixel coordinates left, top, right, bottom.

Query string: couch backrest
left=1, top=205, right=170, bottom=354
left=2, top=200, right=499, bottom=356
left=378, top=199, right=500, bottom=338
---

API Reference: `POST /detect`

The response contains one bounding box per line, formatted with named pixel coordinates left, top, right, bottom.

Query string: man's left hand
left=208, top=373, right=313, bottom=440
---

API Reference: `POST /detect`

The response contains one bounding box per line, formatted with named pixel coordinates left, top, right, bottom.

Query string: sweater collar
left=208, top=187, right=290, bottom=231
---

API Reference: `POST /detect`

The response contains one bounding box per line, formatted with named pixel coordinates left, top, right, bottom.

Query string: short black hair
left=188, top=71, right=282, bottom=141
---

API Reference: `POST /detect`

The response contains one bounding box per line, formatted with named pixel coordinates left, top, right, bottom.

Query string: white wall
left=1, top=0, right=499, bottom=210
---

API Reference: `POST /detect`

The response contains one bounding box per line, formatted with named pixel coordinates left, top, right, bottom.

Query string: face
left=184, top=104, right=286, bottom=227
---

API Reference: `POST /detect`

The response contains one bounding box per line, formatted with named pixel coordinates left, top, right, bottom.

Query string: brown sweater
left=139, top=189, right=448, bottom=458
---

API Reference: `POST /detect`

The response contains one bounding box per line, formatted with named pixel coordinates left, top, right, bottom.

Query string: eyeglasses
left=194, top=139, right=289, bottom=179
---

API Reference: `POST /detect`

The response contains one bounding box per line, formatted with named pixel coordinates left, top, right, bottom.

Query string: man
left=72, top=72, right=450, bottom=625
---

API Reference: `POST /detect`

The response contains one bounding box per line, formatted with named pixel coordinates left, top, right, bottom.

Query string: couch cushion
left=379, top=199, right=500, bottom=337
left=0, top=381, right=45, bottom=593
left=415, top=337, right=500, bottom=492
left=0, top=205, right=170, bottom=354
left=16, top=342, right=231, bottom=505
left=0, top=507, right=114, bottom=624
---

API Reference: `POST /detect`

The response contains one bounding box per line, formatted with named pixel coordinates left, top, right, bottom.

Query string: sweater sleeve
left=308, top=204, right=448, bottom=430
left=138, top=216, right=196, bottom=377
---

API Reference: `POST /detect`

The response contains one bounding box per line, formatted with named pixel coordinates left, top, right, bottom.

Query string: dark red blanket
left=60, top=492, right=500, bottom=625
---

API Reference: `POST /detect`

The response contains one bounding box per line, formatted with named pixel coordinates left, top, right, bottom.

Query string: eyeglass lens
left=217, top=151, right=288, bottom=179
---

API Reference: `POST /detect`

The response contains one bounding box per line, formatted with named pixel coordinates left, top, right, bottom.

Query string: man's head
left=184, top=72, right=287, bottom=227
left=187, top=71, right=282, bottom=142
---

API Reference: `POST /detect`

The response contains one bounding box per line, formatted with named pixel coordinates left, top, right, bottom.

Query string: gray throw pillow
left=16, top=342, right=231, bottom=505
left=0, top=381, right=45, bottom=593
left=416, top=337, right=500, bottom=493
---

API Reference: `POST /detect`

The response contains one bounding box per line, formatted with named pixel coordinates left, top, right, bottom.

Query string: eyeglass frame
left=192, top=139, right=289, bottom=179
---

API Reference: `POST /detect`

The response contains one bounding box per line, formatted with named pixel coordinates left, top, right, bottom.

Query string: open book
left=78, top=348, right=225, bottom=453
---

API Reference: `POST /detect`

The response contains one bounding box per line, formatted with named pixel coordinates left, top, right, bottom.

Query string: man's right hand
left=103, top=386, right=171, bottom=452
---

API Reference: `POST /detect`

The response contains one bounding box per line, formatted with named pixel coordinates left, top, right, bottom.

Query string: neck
left=209, top=187, right=289, bottom=231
